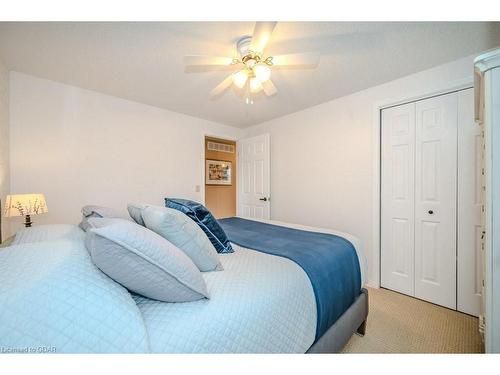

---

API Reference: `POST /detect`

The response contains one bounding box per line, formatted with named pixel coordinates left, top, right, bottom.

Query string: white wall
left=0, top=60, right=9, bottom=241
left=243, top=55, right=476, bottom=286
left=7, top=55, right=479, bottom=286
left=9, top=72, right=242, bottom=234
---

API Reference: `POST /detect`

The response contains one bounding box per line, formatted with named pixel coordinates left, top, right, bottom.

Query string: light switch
left=195, top=185, right=201, bottom=192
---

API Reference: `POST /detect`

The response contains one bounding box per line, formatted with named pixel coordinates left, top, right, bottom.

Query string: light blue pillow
left=165, top=198, right=234, bottom=254
left=127, top=203, right=147, bottom=226
left=86, top=218, right=209, bottom=302
left=79, top=205, right=132, bottom=231
left=142, top=205, right=223, bottom=272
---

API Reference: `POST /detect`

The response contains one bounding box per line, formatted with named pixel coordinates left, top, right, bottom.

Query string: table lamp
left=3, top=194, right=48, bottom=227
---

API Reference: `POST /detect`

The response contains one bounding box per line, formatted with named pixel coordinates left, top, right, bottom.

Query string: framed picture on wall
left=206, top=159, right=232, bottom=185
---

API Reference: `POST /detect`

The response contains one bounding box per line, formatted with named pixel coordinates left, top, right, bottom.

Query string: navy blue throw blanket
left=218, top=217, right=361, bottom=341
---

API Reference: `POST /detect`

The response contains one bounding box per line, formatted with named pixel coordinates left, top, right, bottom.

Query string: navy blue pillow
left=165, top=198, right=234, bottom=254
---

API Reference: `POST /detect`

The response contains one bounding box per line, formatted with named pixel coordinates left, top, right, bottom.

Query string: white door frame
left=200, top=132, right=239, bottom=206
left=371, top=77, right=473, bottom=288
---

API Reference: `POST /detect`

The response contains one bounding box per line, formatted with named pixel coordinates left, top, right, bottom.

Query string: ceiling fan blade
left=184, top=55, right=235, bottom=67
left=210, top=74, right=234, bottom=98
left=262, top=79, right=278, bottom=97
left=250, top=22, right=277, bottom=55
left=271, top=52, right=320, bottom=67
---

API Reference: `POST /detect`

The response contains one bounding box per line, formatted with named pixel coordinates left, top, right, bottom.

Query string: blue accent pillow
left=165, top=198, right=234, bottom=254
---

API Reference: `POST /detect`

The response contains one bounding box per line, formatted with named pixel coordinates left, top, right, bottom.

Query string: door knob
left=428, top=210, right=434, bottom=214
left=259, top=197, right=268, bottom=202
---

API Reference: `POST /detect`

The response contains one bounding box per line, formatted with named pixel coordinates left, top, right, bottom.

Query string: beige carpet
left=341, top=287, right=484, bottom=353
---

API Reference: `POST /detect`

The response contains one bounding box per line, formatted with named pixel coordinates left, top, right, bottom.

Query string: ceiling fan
left=184, top=22, right=320, bottom=100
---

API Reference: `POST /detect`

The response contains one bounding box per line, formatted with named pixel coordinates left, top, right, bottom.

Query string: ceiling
left=0, top=22, right=499, bottom=128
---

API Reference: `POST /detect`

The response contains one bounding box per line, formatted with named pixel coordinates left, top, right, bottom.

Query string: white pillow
left=127, top=203, right=146, bottom=226
left=80, top=205, right=132, bottom=232
left=81, top=205, right=131, bottom=219
left=86, top=218, right=209, bottom=302
left=142, top=205, right=223, bottom=272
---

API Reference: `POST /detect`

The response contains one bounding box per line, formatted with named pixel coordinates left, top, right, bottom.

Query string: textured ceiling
left=0, top=22, right=499, bottom=127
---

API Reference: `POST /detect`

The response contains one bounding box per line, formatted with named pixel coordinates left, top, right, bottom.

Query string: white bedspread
left=3, top=219, right=364, bottom=353
left=0, top=238, right=150, bottom=353
left=133, top=246, right=318, bottom=353
left=12, top=224, right=85, bottom=245
left=241, top=217, right=367, bottom=286
left=134, top=218, right=365, bottom=353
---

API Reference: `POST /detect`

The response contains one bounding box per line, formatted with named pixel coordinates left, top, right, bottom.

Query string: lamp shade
left=3, top=194, right=48, bottom=217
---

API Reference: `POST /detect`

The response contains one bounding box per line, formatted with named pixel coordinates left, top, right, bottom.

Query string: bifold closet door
left=414, top=94, right=457, bottom=309
left=382, top=90, right=478, bottom=311
left=381, top=102, right=416, bottom=296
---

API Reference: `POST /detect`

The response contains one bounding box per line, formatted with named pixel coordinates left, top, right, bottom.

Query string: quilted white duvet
left=0, top=233, right=150, bottom=353
left=0, top=223, right=363, bottom=353
left=0, top=225, right=316, bottom=353
left=134, top=244, right=317, bottom=353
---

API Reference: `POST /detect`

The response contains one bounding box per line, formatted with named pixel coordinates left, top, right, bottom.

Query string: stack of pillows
left=81, top=198, right=233, bottom=303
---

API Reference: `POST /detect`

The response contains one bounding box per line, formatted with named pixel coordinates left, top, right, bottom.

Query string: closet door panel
left=414, top=93, right=457, bottom=309
left=381, top=103, right=415, bottom=296
left=458, top=88, right=482, bottom=316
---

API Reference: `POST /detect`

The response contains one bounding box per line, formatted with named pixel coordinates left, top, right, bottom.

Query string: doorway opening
left=204, top=136, right=237, bottom=219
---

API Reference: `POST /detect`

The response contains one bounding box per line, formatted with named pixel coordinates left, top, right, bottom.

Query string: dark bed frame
left=306, top=288, right=368, bottom=353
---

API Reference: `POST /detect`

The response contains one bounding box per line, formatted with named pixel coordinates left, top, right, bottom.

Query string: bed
left=0, top=218, right=367, bottom=353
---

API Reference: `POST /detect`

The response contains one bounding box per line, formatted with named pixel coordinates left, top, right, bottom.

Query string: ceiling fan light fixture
left=233, top=70, right=248, bottom=88
left=246, top=58, right=257, bottom=69
left=185, top=22, right=320, bottom=100
left=250, top=77, right=263, bottom=93
left=254, top=64, right=271, bottom=82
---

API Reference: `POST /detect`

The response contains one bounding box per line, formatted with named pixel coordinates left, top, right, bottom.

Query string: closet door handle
left=428, top=210, right=434, bottom=215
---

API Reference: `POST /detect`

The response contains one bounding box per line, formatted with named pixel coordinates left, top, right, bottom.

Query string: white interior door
left=381, top=102, right=416, bottom=296
left=414, top=93, right=457, bottom=309
left=237, top=134, right=271, bottom=219
left=458, top=88, right=482, bottom=316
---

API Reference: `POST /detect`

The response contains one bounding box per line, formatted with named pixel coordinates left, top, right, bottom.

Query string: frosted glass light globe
left=233, top=70, right=248, bottom=88
left=254, top=64, right=271, bottom=82
left=250, top=77, right=263, bottom=93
